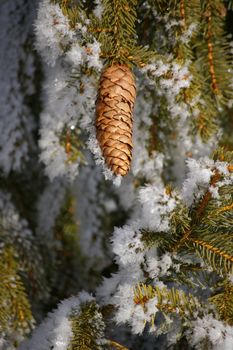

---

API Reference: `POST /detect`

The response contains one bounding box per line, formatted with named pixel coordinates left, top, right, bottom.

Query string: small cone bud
left=95, top=64, right=136, bottom=176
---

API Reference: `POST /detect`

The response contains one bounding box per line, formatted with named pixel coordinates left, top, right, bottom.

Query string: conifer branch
left=189, top=238, right=233, bottom=273
left=68, top=300, right=105, bottom=350
left=0, top=247, right=33, bottom=336
left=133, top=283, right=202, bottom=318
left=209, top=281, right=233, bottom=325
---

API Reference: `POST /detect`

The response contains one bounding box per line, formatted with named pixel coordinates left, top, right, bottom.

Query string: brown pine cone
left=95, top=64, right=136, bottom=176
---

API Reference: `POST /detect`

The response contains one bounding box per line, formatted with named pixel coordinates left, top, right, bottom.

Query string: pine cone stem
left=95, top=64, right=136, bottom=176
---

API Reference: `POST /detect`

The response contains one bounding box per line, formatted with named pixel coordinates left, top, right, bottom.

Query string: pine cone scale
left=96, top=64, right=136, bottom=176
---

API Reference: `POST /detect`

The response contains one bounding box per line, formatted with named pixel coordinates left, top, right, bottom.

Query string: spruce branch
left=188, top=238, right=233, bottom=274
left=209, top=281, right=233, bottom=325
left=0, top=247, right=33, bottom=337
left=133, top=283, right=202, bottom=319
left=68, top=300, right=105, bottom=350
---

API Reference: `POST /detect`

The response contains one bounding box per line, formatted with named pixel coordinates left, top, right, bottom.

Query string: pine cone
left=95, top=64, right=136, bottom=176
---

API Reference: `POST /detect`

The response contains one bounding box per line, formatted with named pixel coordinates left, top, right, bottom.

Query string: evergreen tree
left=1, top=0, right=233, bottom=349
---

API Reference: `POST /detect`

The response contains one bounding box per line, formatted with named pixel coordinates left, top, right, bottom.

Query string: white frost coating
left=87, top=132, right=122, bottom=186
left=111, top=282, right=162, bottom=335
left=180, top=23, right=197, bottom=43
left=66, top=43, right=85, bottom=66
left=86, top=40, right=103, bottom=70
left=35, top=0, right=75, bottom=66
left=145, top=252, right=173, bottom=279
left=142, top=59, right=192, bottom=121
left=38, top=61, right=97, bottom=180
left=112, top=225, right=144, bottom=266
left=182, top=157, right=233, bottom=206
left=93, top=0, right=104, bottom=19
left=97, top=262, right=144, bottom=306
left=139, top=185, right=176, bottom=231
left=0, top=0, right=37, bottom=174
left=19, top=292, right=94, bottom=350
left=36, top=0, right=106, bottom=181
left=182, top=157, right=214, bottom=205
left=112, top=281, right=160, bottom=334
left=0, top=191, right=32, bottom=242
left=113, top=284, right=136, bottom=325
left=187, top=315, right=233, bottom=350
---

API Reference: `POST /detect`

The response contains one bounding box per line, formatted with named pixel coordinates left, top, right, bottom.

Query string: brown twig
left=204, top=2, right=219, bottom=94
left=180, top=0, right=186, bottom=29
left=108, top=339, right=130, bottom=350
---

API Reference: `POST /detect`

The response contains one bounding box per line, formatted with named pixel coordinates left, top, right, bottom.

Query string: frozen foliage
left=112, top=224, right=144, bottom=266
left=19, top=292, right=94, bottom=350
left=38, top=61, right=95, bottom=180
left=97, top=154, right=233, bottom=341
left=35, top=0, right=108, bottom=181
left=0, top=0, right=37, bottom=174
left=182, top=157, right=214, bottom=205
left=182, top=157, right=233, bottom=205
left=187, top=315, right=233, bottom=350
left=143, top=60, right=192, bottom=109
left=35, top=0, right=75, bottom=66
left=0, top=191, right=32, bottom=244
left=87, top=131, right=123, bottom=186
left=97, top=183, right=179, bottom=334
left=6, top=0, right=232, bottom=349
left=139, top=184, right=176, bottom=231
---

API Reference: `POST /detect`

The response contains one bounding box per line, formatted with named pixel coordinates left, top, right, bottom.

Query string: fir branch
left=133, top=283, right=202, bottom=319
left=51, top=0, right=85, bottom=29
left=0, top=247, right=33, bottom=337
left=68, top=300, right=105, bottom=350
left=209, top=281, right=233, bottom=325
left=98, top=0, right=153, bottom=65
left=188, top=237, right=233, bottom=274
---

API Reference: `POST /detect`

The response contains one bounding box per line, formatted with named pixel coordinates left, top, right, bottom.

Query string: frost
left=187, top=315, right=233, bottom=350
left=35, top=0, right=104, bottom=181
left=35, top=0, right=75, bottom=66
left=145, top=253, right=173, bottom=279
left=139, top=185, right=177, bottom=231
left=182, top=157, right=214, bottom=205
left=19, top=292, right=94, bottom=350
left=0, top=0, right=37, bottom=174
left=112, top=225, right=144, bottom=266
left=0, top=191, right=32, bottom=243
left=93, top=0, right=104, bottom=19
